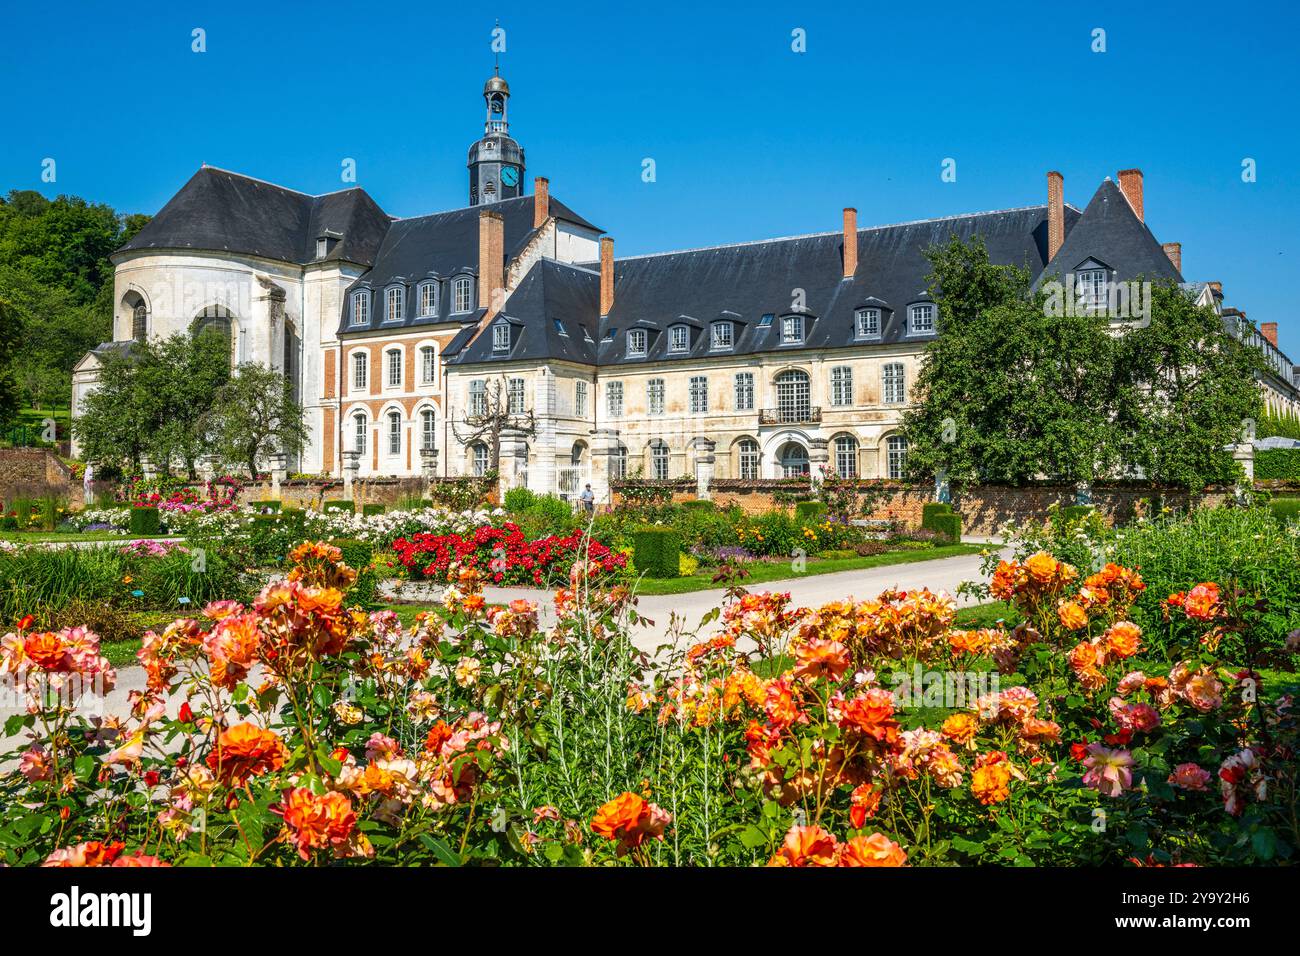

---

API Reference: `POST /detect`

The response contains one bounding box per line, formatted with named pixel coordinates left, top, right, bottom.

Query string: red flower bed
left=392, top=523, right=626, bottom=587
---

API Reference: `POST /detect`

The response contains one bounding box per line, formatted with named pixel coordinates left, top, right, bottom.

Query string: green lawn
left=952, top=600, right=1019, bottom=628
left=0, top=531, right=179, bottom=544
left=631, top=543, right=987, bottom=596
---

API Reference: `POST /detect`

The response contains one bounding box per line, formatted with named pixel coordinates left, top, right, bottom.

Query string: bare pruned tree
left=451, top=377, right=536, bottom=474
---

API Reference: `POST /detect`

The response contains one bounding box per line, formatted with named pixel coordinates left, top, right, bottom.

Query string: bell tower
left=468, top=67, right=525, bottom=206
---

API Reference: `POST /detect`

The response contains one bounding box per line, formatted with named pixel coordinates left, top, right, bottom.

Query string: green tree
left=204, top=363, right=308, bottom=478
left=0, top=298, right=21, bottom=427
left=1113, top=285, right=1265, bottom=487
left=139, top=331, right=231, bottom=477
left=901, top=237, right=1118, bottom=485
left=70, top=347, right=152, bottom=470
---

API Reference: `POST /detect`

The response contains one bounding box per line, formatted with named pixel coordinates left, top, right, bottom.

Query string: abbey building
left=71, top=71, right=1300, bottom=500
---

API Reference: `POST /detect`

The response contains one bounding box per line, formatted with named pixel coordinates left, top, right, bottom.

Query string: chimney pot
left=600, top=237, right=615, bottom=316
left=533, top=177, right=549, bottom=229
left=842, top=207, right=858, bottom=278
left=1161, top=241, right=1182, bottom=273
left=1209, top=280, right=1223, bottom=296
left=1261, top=322, right=1279, bottom=347
left=1047, top=171, right=1065, bottom=261
left=478, top=209, right=505, bottom=317
left=1117, top=168, right=1144, bottom=222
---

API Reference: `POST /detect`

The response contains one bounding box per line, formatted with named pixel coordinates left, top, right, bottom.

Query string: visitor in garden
left=580, top=483, right=595, bottom=515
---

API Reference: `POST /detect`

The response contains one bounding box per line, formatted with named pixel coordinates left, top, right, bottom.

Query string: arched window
left=834, top=435, right=858, bottom=477
left=420, top=409, right=436, bottom=451
left=778, top=441, right=809, bottom=477
left=452, top=276, right=474, bottom=314
left=387, top=411, right=402, bottom=455
left=737, top=439, right=760, bottom=480
left=192, top=304, right=234, bottom=344
left=886, top=435, right=908, bottom=479
left=353, top=412, right=368, bottom=454
left=571, top=441, right=587, bottom=467
left=124, top=291, right=148, bottom=342
left=649, top=440, right=670, bottom=480
left=418, top=282, right=439, bottom=317
left=385, top=287, right=405, bottom=323
left=774, top=369, right=811, bottom=423
left=351, top=291, right=370, bottom=326
left=470, top=442, right=489, bottom=477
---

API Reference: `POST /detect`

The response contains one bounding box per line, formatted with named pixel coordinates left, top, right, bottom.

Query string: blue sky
left=3, top=0, right=1298, bottom=356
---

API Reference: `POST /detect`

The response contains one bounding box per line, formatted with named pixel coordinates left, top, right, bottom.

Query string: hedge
left=1256, top=449, right=1300, bottom=481
left=129, top=506, right=161, bottom=536
left=323, top=500, right=353, bottom=513
left=680, top=500, right=715, bottom=512
left=921, top=503, right=953, bottom=531
left=329, top=537, right=375, bottom=572
left=795, top=501, right=827, bottom=522
left=632, top=527, right=681, bottom=578
left=930, top=513, right=962, bottom=543
left=362, top=503, right=386, bottom=516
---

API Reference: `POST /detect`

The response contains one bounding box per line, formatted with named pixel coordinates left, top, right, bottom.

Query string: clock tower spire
left=468, top=66, right=525, bottom=206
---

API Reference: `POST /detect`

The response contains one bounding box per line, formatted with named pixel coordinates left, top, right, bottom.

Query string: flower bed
left=392, top=523, right=626, bottom=586
left=0, top=539, right=1295, bottom=868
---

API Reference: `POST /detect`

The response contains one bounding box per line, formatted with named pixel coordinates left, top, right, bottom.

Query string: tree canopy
left=902, top=237, right=1265, bottom=489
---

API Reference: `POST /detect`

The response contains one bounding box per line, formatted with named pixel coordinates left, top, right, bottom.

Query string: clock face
left=501, top=166, right=519, bottom=187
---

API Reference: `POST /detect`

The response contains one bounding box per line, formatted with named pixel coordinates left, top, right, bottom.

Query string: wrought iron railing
left=759, top=406, right=822, bottom=425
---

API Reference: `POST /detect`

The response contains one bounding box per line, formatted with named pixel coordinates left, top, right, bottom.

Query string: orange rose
left=1057, top=601, right=1089, bottom=631
left=837, top=832, right=908, bottom=867
left=849, top=783, right=883, bottom=828
left=971, top=761, right=1012, bottom=806
left=590, top=792, right=671, bottom=852
left=1104, top=621, right=1142, bottom=659
left=767, top=824, right=838, bottom=867
left=941, top=712, right=980, bottom=748
left=23, top=631, right=71, bottom=672
left=793, top=639, right=850, bottom=681
left=207, top=722, right=288, bottom=786
left=277, top=787, right=357, bottom=860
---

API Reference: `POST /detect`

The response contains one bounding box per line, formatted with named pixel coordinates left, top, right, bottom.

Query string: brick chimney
left=478, top=209, right=505, bottom=317
left=1261, top=322, right=1279, bottom=347
left=1117, top=169, right=1144, bottom=222
left=1047, top=171, right=1065, bottom=262
left=599, top=236, right=615, bottom=316
left=842, top=207, right=858, bottom=278
left=1161, top=242, right=1182, bottom=273
left=533, top=177, right=549, bottom=229
left=1209, top=281, right=1223, bottom=296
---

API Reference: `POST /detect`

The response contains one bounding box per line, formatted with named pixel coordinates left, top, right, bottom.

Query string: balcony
left=760, top=406, right=822, bottom=425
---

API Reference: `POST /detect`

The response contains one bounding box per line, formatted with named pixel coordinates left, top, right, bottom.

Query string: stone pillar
left=808, top=438, right=829, bottom=489
left=587, top=428, right=620, bottom=507
left=420, top=447, right=439, bottom=499
left=342, top=450, right=361, bottom=501
left=691, top=437, right=716, bottom=500
left=1234, top=441, right=1255, bottom=483
left=529, top=372, right=557, bottom=495
left=498, top=427, right=528, bottom=498
left=268, top=453, right=288, bottom=500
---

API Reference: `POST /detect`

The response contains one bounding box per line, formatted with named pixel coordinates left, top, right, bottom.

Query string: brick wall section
left=323, top=349, right=336, bottom=399
left=0, top=449, right=80, bottom=506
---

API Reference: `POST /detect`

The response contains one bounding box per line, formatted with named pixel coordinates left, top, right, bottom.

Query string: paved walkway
left=1, top=547, right=1006, bottom=735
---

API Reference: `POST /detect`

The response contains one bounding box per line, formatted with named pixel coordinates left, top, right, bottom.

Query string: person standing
left=579, top=483, right=595, bottom=516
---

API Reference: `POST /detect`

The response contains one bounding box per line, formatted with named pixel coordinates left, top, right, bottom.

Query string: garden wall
left=0, top=448, right=83, bottom=507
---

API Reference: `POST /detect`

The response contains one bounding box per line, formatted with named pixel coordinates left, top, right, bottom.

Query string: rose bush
left=0, top=539, right=1294, bottom=867
left=392, top=523, right=626, bottom=587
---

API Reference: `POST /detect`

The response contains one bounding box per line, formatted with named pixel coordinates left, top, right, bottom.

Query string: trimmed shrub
left=0, top=516, right=17, bottom=531
left=1256, top=449, right=1300, bottom=481
left=362, top=503, right=386, bottom=516
left=252, top=500, right=282, bottom=513
left=1269, top=497, right=1300, bottom=526
left=633, top=527, right=681, bottom=578
left=680, top=500, right=715, bottom=512
left=323, top=500, right=353, bottom=513
left=329, top=537, right=375, bottom=572
left=930, top=513, right=962, bottom=543
left=920, top=503, right=953, bottom=531
left=504, top=487, right=538, bottom=513
left=129, top=506, right=161, bottom=536
left=795, top=501, right=827, bottom=522
left=330, top=537, right=380, bottom=607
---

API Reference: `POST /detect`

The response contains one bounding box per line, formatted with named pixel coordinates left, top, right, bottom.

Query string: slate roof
left=448, top=260, right=600, bottom=364
left=1034, top=178, right=1184, bottom=287
left=117, top=167, right=392, bottom=266
left=339, top=194, right=600, bottom=334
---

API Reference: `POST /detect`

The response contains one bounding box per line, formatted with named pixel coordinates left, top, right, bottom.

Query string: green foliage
left=1269, top=497, right=1300, bottom=526
left=680, top=500, right=715, bottom=512
left=362, top=503, right=386, bottom=516
left=1060, top=505, right=1095, bottom=522
left=509, top=493, right=579, bottom=541
left=128, top=506, right=160, bottom=536
left=323, top=500, right=353, bottom=512
left=1259, top=409, right=1300, bottom=440
left=929, top=512, right=961, bottom=543
left=794, top=501, right=826, bottom=522
left=205, top=363, right=308, bottom=478
left=252, top=500, right=282, bottom=513
left=921, top=502, right=953, bottom=530
left=329, top=537, right=380, bottom=607
left=1256, top=450, right=1300, bottom=481
left=503, top=487, right=537, bottom=512
left=632, top=527, right=681, bottom=578
left=903, top=237, right=1264, bottom=489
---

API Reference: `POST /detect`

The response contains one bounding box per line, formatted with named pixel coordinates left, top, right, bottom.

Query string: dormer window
left=553, top=318, right=568, bottom=337
left=351, top=291, right=370, bottom=326
left=418, top=282, right=438, bottom=317
left=855, top=308, right=881, bottom=338
left=580, top=325, right=594, bottom=343
left=1077, top=269, right=1107, bottom=313
left=780, top=315, right=804, bottom=345
left=316, top=238, right=329, bottom=258
left=669, top=326, right=688, bottom=353
left=909, top=303, right=936, bottom=334
left=385, top=287, right=404, bottom=323
left=627, top=329, right=647, bottom=357
left=602, top=327, right=616, bottom=342
left=492, top=323, right=510, bottom=352
left=452, top=276, right=473, bottom=314
left=711, top=321, right=733, bottom=350
left=759, top=313, right=775, bottom=328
